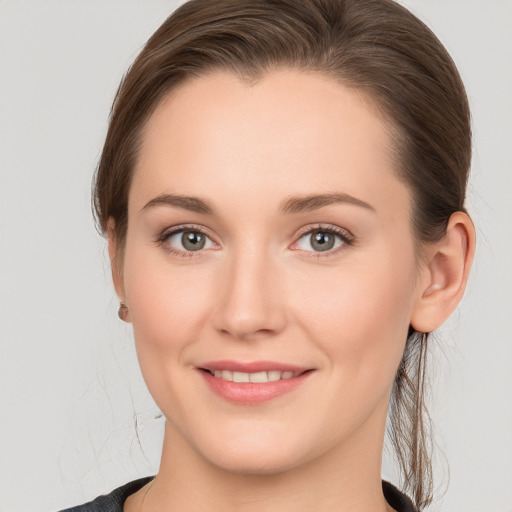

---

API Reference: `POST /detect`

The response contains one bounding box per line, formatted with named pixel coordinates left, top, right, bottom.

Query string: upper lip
left=198, top=360, right=311, bottom=373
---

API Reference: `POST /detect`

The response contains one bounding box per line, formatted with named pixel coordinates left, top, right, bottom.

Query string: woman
left=61, top=0, right=475, bottom=510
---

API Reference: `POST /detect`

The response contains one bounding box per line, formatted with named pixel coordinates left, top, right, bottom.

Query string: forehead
left=131, top=69, right=410, bottom=223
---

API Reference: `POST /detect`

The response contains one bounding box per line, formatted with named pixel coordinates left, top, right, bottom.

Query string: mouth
left=200, top=368, right=305, bottom=383
left=197, top=361, right=314, bottom=404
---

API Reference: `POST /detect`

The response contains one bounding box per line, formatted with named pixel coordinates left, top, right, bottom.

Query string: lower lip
left=199, top=370, right=313, bottom=405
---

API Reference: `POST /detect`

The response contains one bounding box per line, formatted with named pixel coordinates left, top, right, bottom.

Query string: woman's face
left=118, top=69, right=426, bottom=474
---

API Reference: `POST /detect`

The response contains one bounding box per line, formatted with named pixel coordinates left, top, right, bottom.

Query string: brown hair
left=93, top=0, right=471, bottom=508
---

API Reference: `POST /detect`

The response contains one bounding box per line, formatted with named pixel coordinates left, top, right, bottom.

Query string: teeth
left=233, top=371, right=250, bottom=383
left=249, top=371, right=268, bottom=383
left=267, top=371, right=281, bottom=382
left=210, top=370, right=300, bottom=382
left=221, top=370, right=233, bottom=381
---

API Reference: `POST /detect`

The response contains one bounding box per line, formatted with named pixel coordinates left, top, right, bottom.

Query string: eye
left=293, top=225, right=353, bottom=256
left=159, top=225, right=216, bottom=256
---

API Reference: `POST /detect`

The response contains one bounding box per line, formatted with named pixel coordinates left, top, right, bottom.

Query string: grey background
left=0, top=1, right=511, bottom=511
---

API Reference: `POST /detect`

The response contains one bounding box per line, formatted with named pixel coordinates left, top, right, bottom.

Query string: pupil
left=182, top=231, right=205, bottom=251
left=312, top=230, right=334, bottom=251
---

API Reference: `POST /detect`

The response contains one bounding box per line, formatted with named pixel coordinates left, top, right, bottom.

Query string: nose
left=211, top=246, right=287, bottom=341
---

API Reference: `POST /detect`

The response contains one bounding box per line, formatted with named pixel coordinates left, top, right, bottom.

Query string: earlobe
left=410, top=211, right=475, bottom=333
left=107, top=219, right=131, bottom=322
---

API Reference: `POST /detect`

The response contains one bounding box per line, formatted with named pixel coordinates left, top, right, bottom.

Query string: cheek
left=122, top=244, right=216, bottom=366
left=121, top=247, right=219, bottom=420
left=292, top=251, right=415, bottom=383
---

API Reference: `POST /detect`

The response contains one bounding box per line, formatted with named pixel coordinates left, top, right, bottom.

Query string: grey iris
left=311, top=230, right=335, bottom=251
left=182, top=231, right=206, bottom=251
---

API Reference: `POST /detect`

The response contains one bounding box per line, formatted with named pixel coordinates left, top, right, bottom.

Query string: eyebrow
left=141, top=192, right=375, bottom=215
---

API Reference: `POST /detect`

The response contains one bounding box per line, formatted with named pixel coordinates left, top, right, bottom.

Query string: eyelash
left=156, top=223, right=355, bottom=259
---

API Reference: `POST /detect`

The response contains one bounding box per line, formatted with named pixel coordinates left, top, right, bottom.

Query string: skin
left=110, top=69, right=475, bottom=512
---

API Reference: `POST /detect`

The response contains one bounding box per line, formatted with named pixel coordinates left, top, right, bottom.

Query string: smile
left=197, top=361, right=314, bottom=405
left=205, top=369, right=302, bottom=383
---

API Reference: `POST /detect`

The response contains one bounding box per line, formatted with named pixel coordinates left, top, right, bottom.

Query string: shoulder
left=382, top=481, right=418, bottom=512
left=57, top=476, right=155, bottom=512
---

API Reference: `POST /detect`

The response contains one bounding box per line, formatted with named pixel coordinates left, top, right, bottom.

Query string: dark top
left=58, top=477, right=417, bottom=512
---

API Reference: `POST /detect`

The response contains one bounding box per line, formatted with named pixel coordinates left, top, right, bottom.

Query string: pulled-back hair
left=93, top=1, right=471, bottom=508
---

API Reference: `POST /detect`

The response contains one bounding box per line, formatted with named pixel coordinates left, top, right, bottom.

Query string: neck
left=130, top=403, right=394, bottom=512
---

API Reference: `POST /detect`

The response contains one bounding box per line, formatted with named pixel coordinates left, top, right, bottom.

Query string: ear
left=410, top=211, right=476, bottom=333
left=107, top=219, right=131, bottom=322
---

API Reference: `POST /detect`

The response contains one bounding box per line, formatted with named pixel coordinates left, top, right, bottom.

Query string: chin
left=205, top=447, right=301, bottom=476
left=190, top=423, right=325, bottom=477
